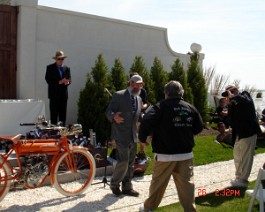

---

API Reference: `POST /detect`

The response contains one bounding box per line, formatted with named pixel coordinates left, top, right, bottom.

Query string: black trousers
left=49, top=98, right=67, bottom=126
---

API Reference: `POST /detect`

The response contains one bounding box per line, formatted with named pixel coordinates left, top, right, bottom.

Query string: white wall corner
left=16, top=3, right=38, bottom=98
left=12, top=0, right=37, bottom=7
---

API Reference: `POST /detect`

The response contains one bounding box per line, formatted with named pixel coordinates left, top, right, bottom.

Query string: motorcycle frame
left=0, top=133, right=89, bottom=189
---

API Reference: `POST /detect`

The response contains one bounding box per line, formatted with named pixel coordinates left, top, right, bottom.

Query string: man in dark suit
left=105, top=75, right=143, bottom=197
left=45, top=51, right=71, bottom=126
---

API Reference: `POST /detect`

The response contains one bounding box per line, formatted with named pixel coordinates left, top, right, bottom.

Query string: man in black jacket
left=139, top=81, right=203, bottom=212
left=222, top=84, right=261, bottom=188
left=45, top=51, right=71, bottom=126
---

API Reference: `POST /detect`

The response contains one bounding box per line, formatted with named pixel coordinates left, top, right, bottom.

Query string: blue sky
left=39, top=0, right=265, bottom=90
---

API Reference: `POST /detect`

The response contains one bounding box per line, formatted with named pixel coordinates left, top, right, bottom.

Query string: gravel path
left=1, top=153, right=265, bottom=212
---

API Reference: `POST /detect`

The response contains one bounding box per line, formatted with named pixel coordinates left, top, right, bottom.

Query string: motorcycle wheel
left=52, top=149, right=96, bottom=196
left=0, top=158, right=11, bottom=202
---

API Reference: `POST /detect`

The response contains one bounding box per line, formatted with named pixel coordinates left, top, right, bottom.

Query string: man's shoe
left=139, top=204, right=153, bottom=212
left=122, top=189, right=139, bottom=197
left=111, top=187, right=121, bottom=196
left=230, top=179, right=248, bottom=188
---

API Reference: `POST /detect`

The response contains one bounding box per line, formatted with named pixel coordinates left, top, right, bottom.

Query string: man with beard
left=105, top=75, right=144, bottom=197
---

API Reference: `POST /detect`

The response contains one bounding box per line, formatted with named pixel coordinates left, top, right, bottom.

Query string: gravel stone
left=1, top=153, right=265, bottom=212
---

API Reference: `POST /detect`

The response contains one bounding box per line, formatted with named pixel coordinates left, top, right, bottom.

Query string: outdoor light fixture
left=190, top=43, right=202, bottom=53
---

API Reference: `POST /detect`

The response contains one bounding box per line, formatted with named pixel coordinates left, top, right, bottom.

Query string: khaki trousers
left=144, top=158, right=196, bottom=212
left=234, top=134, right=257, bottom=182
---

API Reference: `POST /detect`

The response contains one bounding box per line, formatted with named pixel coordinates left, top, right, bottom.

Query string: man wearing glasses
left=45, top=51, right=71, bottom=126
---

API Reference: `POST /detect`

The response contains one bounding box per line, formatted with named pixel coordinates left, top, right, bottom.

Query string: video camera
left=221, top=91, right=229, bottom=97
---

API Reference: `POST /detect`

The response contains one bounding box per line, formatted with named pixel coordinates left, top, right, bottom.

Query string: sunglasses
left=57, top=58, right=64, bottom=61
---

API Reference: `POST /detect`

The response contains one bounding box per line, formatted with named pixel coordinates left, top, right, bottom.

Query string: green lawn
left=143, top=135, right=265, bottom=175
left=141, top=135, right=265, bottom=211
left=144, top=135, right=228, bottom=175
left=157, top=182, right=262, bottom=212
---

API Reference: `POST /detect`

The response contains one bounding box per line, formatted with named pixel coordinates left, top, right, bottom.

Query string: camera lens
left=222, top=91, right=229, bottom=97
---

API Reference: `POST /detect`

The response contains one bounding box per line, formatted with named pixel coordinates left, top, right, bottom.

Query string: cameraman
left=222, top=84, right=261, bottom=188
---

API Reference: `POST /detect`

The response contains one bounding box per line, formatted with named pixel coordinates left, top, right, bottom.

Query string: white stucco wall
left=252, top=91, right=265, bottom=114
left=7, top=0, right=204, bottom=124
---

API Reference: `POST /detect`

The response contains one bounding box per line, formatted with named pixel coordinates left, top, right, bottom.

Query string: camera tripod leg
left=91, top=140, right=111, bottom=187
left=102, top=176, right=109, bottom=187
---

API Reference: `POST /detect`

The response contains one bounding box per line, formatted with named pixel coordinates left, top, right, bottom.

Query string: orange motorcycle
left=0, top=124, right=96, bottom=202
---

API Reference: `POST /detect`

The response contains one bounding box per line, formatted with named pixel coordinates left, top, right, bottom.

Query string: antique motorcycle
left=0, top=122, right=96, bottom=202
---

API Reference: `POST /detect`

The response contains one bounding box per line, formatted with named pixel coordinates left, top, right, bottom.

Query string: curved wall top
left=7, top=0, right=204, bottom=124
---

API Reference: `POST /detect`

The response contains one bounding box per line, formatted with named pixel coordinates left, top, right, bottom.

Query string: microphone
left=104, top=88, right=112, bottom=97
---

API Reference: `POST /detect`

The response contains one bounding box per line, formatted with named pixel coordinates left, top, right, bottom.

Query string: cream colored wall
left=11, top=0, right=204, bottom=124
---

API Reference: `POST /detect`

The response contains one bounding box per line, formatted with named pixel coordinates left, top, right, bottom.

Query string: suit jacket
left=105, top=89, right=142, bottom=147
left=45, top=63, right=71, bottom=100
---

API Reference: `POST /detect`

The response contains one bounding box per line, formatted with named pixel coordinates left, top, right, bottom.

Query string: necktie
left=131, top=95, right=137, bottom=112
left=59, top=67, right=63, bottom=78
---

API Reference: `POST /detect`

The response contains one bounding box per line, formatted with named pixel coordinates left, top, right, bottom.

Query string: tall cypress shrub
left=150, top=57, right=168, bottom=101
left=187, top=53, right=208, bottom=121
left=77, top=54, right=111, bottom=143
left=168, top=58, right=193, bottom=103
left=111, top=58, right=127, bottom=91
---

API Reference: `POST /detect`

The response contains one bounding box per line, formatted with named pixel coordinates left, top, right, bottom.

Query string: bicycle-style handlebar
left=20, top=123, right=36, bottom=126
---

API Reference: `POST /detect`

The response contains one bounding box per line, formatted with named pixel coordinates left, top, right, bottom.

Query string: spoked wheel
left=53, top=149, right=96, bottom=196
left=0, top=158, right=11, bottom=202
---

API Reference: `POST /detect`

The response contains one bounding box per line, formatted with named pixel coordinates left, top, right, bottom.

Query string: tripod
left=92, top=88, right=113, bottom=187
left=91, top=139, right=111, bottom=188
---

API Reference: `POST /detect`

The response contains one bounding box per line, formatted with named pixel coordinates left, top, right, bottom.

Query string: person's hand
left=113, top=112, right=124, bottom=124
left=141, top=103, right=148, bottom=110
left=221, top=109, right=228, bottom=116
left=59, top=78, right=70, bottom=85
left=260, top=121, right=265, bottom=126
left=139, top=136, right=152, bottom=146
left=64, top=79, right=71, bottom=85
left=142, top=142, right=149, bottom=146
left=59, top=78, right=66, bottom=84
